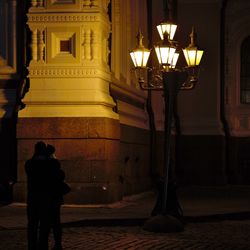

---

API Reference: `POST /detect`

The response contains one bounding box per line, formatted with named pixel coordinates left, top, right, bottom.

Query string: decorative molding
left=31, top=29, right=38, bottom=62
left=38, top=30, right=45, bottom=61
left=116, top=100, right=148, bottom=129
left=27, top=13, right=100, bottom=22
left=27, top=67, right=99, bottom=77
left=47, top=27, right=80, bottom=64
left=83, top=29, right=92, bottom=60
left=27, top=27, right=110, bottom=71
left=110, top=78, right=147, bottom=109
left=110, top=78, right=148, bottom=129
left=18, top=104, right=119, bottom=119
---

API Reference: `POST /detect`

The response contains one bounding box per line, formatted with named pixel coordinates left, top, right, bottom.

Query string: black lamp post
left=130, top=23, right=204, bottom=232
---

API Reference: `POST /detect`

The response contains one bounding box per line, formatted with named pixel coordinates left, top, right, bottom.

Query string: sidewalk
left=1, top=185, right=250, bottom=230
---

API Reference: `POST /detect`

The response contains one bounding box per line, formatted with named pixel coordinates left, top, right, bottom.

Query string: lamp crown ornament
left=137, top=30, right=145, bottom=48
left=189, top=26, right=197, bottom=48
left=163, top=31, right=170, bottom=44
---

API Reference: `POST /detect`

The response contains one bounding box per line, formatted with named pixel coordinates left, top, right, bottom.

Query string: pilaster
left=19, top=0, right=117, bottom=119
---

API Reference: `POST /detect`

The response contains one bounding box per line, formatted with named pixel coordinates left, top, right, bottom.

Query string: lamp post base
left=143, top=214, right=184, bottom=233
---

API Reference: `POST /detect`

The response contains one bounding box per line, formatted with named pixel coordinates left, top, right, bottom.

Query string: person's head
left=46, top=144, right=55, bottom=157
left=34, top=141, right=47, bottom=156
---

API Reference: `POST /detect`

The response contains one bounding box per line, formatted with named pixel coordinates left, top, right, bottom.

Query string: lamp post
left=130, top=22, right=204, bottom=232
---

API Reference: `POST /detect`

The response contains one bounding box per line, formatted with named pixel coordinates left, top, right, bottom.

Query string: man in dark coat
left=46, top=144, right=65, bottom=250
left=25, top=141, right=64, bottom=250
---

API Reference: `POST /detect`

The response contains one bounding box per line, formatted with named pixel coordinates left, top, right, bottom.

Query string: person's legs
left=38, top=222, right=50, bottom=250
left=52, top=203, right=63, bottom=250
left=38, top=203, right=51, bottom=250
left=27, top=202, right=39, bottom=250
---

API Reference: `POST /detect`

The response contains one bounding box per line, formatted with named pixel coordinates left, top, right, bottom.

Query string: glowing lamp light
left=154, top=32, right=176, bottom=66
left=183, top=49, right=203, bottom=67
left=130, top=31, right=151, bottom=68
left=183, top=27, right=204, bottom=67
left=170, top=52, right=179, bottom=68
left=157, top=21, right=177, bottom=40
left=130, top=50, right=150, bottom=68
left=155, top=46, right=176, bottom=66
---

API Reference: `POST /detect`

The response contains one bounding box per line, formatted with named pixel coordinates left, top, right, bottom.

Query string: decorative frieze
left=28, top=68, right=99, bottom=77
left=27, top=14, right=99, bottom=23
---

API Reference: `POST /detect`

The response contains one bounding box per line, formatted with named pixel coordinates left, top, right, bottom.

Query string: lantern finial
left=137, top=30, right=144, bottom=48
left=189, top=26, right=197, bottom=48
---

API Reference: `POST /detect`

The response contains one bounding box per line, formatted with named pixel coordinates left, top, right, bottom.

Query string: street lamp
left=130, top=23, right=204, bottom=232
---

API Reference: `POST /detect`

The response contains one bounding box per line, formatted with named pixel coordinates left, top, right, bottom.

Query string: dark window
left=240, top=36, right=250, bottom=103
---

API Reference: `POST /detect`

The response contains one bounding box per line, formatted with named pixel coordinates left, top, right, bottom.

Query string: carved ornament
left=28, top=67, right=99, bottom=77
left=27, top=13, right=100, bottom=23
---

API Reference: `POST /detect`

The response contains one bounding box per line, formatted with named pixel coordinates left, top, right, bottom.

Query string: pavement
left=1, top=185, right=250, bottom=230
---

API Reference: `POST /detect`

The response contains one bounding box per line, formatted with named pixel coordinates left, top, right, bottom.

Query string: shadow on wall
left=0, top=89, right=17, bottom=204
left=0, top=0, right=28, bottom=204
left=0, top=75, right=29, bottom=204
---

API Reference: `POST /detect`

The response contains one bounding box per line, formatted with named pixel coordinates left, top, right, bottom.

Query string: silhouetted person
left=25, top=141, right=50, bottom=250
left=25, top=141, right=65, bottom=250
left=46, top=144, right=65, bottom=250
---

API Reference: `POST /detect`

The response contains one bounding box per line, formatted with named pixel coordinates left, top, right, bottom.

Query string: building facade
left=0, top=0, right=250, bottom=204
